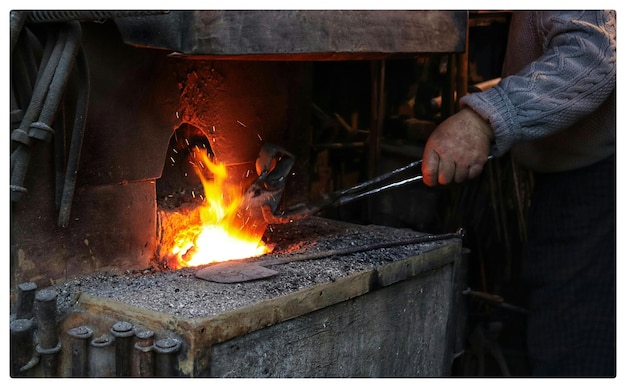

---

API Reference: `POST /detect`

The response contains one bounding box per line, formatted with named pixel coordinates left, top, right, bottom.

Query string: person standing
left=422, top=10, right=616, bottom=376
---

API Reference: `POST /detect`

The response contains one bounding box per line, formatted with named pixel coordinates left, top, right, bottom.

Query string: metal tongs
left=250, top=144, right=493, bottom=225
left=263, top=159, right=428, bottom=224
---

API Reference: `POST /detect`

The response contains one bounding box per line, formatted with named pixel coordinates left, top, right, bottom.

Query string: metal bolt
left=68, top=325, right=93, bottom=339
left=154, top=338, right=181, bottom=353
left=34, top=289, right=60, bottom=377
left=89, top=334, right=115, bottom=377
left=10, top=127, right=31, bottom=146
left=15, top=282, right=37, bottom=320
left=111, top=321, right=135, bottom=377
left=111, top=321, right=134, bottom=337
left=29, top=121, right=55, bottom=142
left=133, top=330, right=155, bottom=377
left=10, top=319, right=34, bottom=377
left=68, top=326, right=93, bottom=377
left=154, top=338, right=182, bottom=377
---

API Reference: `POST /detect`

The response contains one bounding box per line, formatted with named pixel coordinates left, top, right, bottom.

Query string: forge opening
left=157, top=123, right=214, bottom=210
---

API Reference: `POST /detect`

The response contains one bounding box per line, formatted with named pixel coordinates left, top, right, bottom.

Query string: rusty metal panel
left=11, top=180, right=156, bottom=292
left=77, top=22, right=180, bottom=186
left=114, top=10, right=468, bottom=58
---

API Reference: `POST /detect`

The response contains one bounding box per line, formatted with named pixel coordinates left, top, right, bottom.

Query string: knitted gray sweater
left=460, top=10, right=616, bottom=172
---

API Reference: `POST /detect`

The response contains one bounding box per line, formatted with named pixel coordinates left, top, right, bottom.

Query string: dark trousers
left=524, top=156, right=616, bottom=376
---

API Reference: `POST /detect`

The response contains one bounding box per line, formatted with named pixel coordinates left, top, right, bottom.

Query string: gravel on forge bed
left=51, top=217, right=454, bottom=320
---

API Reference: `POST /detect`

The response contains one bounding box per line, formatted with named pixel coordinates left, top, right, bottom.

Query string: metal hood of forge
left=113, top=10, right=467, bottom=59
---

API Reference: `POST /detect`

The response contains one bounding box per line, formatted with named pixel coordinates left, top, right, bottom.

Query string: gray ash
left=51, top=217, right=446, bottom=320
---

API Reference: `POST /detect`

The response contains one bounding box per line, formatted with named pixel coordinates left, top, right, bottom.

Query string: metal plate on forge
left=195, top=262, right=279, bottom=283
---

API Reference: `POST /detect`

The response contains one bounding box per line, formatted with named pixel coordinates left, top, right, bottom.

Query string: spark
left=237, top=120, right=247, bottom=127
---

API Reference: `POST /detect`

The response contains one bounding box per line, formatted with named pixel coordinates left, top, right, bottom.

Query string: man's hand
left=422, top=107, right=494, bottom=186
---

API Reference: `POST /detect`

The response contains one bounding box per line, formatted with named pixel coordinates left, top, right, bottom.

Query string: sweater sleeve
left=460, top=10, right=616, bottom=157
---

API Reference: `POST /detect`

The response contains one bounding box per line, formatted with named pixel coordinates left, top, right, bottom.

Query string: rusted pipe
left=89, top=334, right=115, bottom=377
left=154, top=338, right=182, bottom=377
left=111, top=321, right=135, bottom=377
left=34, top=289, right=61, bottom=377
left=29, top=22, right=81, bottom=143
left=57, top=46, right=90, bottom=227
left=10, top=318, right=34, bottom=377
left=11, top=22, right=82, bottom=202
left=133, top=330, right=155, bottom=377
left=10, top=26, right=64, bottom=149
left=10, top=10, right=28, bottom=54
left=10, top=26, right=65, bottom=201
left=67, top=326, right=93, bottom=377
left=15, top=281, right=37, bottom=320
left=11, top=43, right=31, bottom=129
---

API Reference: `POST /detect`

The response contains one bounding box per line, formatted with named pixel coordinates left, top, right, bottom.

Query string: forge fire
left=158, top=143, right=271, bottom=269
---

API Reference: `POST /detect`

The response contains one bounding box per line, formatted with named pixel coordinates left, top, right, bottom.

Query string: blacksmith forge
left=10, top=10, right=469, bottom=377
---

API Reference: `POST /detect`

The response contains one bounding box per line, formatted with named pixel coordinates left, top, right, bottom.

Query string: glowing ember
left=167, top=150, right=270, bottom=269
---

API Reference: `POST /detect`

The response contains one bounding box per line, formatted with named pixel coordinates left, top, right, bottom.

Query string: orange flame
left=166, top=151, right=270, bottom=268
